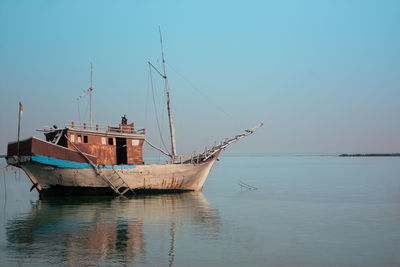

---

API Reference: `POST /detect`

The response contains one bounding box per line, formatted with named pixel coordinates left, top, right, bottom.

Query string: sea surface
left=1, top=155, right=400, bottom=267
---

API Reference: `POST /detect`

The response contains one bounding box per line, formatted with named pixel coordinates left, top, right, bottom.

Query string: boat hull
left=9, top=153, right=219, bottom=195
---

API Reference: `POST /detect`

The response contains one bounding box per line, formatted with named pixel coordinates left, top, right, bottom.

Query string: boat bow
left=183, top=121, right=264, bottom=164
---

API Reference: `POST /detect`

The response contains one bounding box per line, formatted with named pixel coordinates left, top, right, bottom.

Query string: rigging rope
left=166, top=62, right=236, bottom=121
left=144, top=65, right=151, bottom=131
left=83, top=98, right=89, bottom=124
left=77, top=90, right=90, bottom=124
left=160, top=76, right=167, bottom=149
left=149, top=64, right=170, bottom=154
left=77, top=100, right=81, bottom=123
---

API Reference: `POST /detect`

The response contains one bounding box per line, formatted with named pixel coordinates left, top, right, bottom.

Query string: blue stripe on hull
left=31, top=154, right=136, bottom=169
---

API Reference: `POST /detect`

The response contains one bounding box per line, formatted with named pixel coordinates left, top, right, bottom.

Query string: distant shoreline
left=339, top=153, right=400, bottom=157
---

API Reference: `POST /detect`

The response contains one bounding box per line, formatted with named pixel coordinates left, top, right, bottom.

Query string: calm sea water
left=1, top=155, right=400, bottom=267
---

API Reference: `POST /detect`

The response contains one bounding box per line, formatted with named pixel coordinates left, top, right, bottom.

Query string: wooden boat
left=5, top=29, right=263, bottom=196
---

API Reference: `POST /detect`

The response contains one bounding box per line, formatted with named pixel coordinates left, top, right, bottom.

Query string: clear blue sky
left=1, top=0, right=399, bottom=155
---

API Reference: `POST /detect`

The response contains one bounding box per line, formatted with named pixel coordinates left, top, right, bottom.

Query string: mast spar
left=159, top=26, right=177, bottom=163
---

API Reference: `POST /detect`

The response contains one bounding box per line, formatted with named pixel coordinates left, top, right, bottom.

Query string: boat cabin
left=44, top=120, right=145, bottom=166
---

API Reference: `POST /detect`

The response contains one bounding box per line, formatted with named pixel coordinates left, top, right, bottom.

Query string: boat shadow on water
left=6, top=192, right=220, bottom=266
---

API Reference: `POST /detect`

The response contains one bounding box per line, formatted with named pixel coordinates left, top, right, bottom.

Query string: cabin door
left=116, top=137, right=127, bottom=165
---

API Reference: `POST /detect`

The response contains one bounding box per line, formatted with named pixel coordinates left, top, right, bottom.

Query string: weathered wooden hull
left=8, top=153, right=219, bottom=195
left=6, top=136, right=221, bottom=195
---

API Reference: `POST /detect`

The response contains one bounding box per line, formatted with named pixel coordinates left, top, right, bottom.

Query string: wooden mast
left=159, top=26, right=177, bottom=162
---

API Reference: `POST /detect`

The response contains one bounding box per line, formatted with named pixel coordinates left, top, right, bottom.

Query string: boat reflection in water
left=6, top=192, right=220, bottom=266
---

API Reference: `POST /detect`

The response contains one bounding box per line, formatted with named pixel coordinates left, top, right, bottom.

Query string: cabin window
left=101, top=137, right=106, bottom=145
left=77, top=135, right=82, bottom=143
left=84, top=136, right=88, bottom=143
left=132, top=140, right=139, bottom=146
left=71, top=135, right=75, bottom=143
left=108, top=137, right=113, bottom=145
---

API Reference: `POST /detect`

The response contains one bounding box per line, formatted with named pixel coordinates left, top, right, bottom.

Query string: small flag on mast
left=19, top=102, right=23, bottom=116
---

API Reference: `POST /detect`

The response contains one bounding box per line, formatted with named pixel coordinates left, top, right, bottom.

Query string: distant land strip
left=339, top=153, right=400, bottom=157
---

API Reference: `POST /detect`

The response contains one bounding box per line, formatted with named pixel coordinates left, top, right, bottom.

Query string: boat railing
left=64, top=121, right=145, bottom=135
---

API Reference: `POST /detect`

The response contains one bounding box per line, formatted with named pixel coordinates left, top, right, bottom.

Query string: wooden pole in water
left=17, top=102, right=22, bottom=164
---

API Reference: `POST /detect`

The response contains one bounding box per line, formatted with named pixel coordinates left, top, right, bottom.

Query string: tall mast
left=90, top=62, right=93, bottom=128
left=159, top=26, right=177, bottom=162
